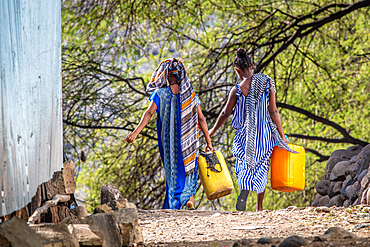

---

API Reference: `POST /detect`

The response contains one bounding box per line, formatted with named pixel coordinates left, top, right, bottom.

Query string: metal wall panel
left=0, top=0, right=62, bottom=217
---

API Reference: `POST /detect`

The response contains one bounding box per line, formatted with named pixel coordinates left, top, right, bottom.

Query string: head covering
left=147, top=58, right=199, bottom=175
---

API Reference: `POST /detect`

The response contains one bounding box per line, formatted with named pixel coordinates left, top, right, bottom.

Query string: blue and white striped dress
left=232, top=76, right=275, bottom=194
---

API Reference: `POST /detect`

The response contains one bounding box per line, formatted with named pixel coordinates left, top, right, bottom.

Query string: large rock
left=357, top=169, right=368, bottom=183
left=354, top=144, right=370, bottom=173
left=360, top=170, right=370, bottom=189
left=352, top=181, right=361, bottom=196
left=323, top=147, right=362, bottom=180
left=30, top=223, right=79, bottom=247
left=330, top=161, right=350, bottom=181
left=344, top=162, right=360, bottom=179
left=327, top=194, right=345, bottom=207
left=345, top=185, right=357, bottom=204
left=341, top=175, right=354, bottom=197
left=100, top=184, right=123, bottom=205
left=315, top=180, right=330, bottom=196
left=319, top=195, right=330, bottom=206
left=43, top=161, right=76, bottom=198
left=333, top=181, right=343, bottom=194
left=314, top=227, right=360, bottom=241
left=0, top=217, right=46, bottom=247
left=347, top=145, right=363, bottom=153
left=79, top=208, right=143, bottom=246
left=328, top=182, right=342, bottom=198
left=94, top=199, right=137, bottom=214
left=361, top=188, right=370, bottom=205
left=278, top=235, right=307, bottom=247
left=349, top=154, right=359, bottom=164
left=311, top=194, right=322, bottom=207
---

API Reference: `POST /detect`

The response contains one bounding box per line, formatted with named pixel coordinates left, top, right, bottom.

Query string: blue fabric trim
left=149, top=91, right=163, bottom=161
left=153, top=87, right=198, bottom=209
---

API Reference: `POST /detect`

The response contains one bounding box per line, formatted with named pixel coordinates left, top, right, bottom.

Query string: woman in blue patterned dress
left=209, top=48, right=295, bottom=211
left=126, top=58, right=213, bottom=210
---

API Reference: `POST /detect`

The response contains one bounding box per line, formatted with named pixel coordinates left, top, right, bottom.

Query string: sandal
left=236, top=190, right=249, bottom=211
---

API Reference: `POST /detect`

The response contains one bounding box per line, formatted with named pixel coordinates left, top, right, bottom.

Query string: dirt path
left=138, top=206, right=370, bottom=246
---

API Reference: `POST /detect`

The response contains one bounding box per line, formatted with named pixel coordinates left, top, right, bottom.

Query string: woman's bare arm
left=209, top=87, right=238, bottom=137
left=125, top=101, right=157, bottom=143
left=268, top=85, right=289, bottom=143
left=197, top=105, right=213, bottom=152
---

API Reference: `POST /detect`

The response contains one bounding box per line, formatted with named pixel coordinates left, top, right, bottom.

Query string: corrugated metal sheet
left=0, top=0, right=62, bottom=217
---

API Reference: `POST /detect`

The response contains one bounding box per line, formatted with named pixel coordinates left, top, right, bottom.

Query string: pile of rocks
left=312, top=144, right=370, bottom=207
left=0, top=166, right=143, bottom=247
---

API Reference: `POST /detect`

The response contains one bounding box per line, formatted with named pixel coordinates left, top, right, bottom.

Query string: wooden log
left=28, top=194, right=70, bottom=224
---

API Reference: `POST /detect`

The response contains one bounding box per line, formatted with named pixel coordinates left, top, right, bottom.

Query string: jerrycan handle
left=200, top=151, right=223, bottom=177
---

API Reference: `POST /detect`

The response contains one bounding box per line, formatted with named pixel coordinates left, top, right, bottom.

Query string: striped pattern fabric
left=147, top=59, right=199, bottom=175
left=232, top=73, right=296, bottom=193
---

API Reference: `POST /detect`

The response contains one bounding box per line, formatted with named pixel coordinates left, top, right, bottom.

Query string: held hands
left=125, top=132, right=138, bottom=143
left=205, top=142, right=214, bottom=153
left=282, top=135, right=290, bottom=144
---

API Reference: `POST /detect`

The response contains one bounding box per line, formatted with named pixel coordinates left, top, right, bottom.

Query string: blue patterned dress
left=232, top=79, right=275, bottom=194
left=150, top=87, right=200, bottom=209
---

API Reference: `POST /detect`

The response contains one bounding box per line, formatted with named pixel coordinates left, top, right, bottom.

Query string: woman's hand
left=205, top=142, right=214, bottom=153
left=282, top=135, right=289, bottom=144
left=125, top=132, right=138, bottom=143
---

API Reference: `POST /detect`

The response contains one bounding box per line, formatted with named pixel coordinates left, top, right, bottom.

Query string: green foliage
left=62, top=0, right=370, bottom=212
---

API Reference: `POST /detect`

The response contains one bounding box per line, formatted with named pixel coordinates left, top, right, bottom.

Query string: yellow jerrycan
left=270, top=144, right=306, bottom=192
left=198, top=150, right=234, bottom=200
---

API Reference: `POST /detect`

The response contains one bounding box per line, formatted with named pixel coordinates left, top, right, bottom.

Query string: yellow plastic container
left=198, top=150, right=234, bottom=200
left=270, top=144, right=306, bottom=192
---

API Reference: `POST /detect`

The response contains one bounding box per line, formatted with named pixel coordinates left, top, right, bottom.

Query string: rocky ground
left=138, top=206, right=370, bottom=247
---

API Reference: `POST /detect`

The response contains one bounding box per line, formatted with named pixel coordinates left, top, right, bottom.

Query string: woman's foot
left=186, top=196, right=195, bottom=210
left=256, top=190, right=265, bottom=211
left=236, top=190, right=249, bottom=211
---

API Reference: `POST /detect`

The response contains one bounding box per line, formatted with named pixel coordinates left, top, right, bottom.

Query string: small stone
left=101, top=184, right=124, bottom=205
left=317, top=227, right=360, bottom=241
left=343, top=200, right=351, bottom=207
left=278, top=235, right=307, bottom=247
left=361, top=188, right=369, bottom=205
left=232, top=241, right=240, bottom=247
left=315, top=207, right=331, bottom=213
left=355, top=224, right=370, bottom=229
left=257, top=236, right=273, bottom=244
left=316, top=180, right=330, bottom=196
left=353, top=198, right=361, bottom=206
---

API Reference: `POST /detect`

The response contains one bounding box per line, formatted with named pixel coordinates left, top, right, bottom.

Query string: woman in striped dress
left=209, top=48, right=295, bottom=211
left=126, top=58, right=213, bottom=210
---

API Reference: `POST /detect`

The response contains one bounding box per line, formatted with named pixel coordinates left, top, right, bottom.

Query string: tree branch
left=277, top=102, right=369, bottom=147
